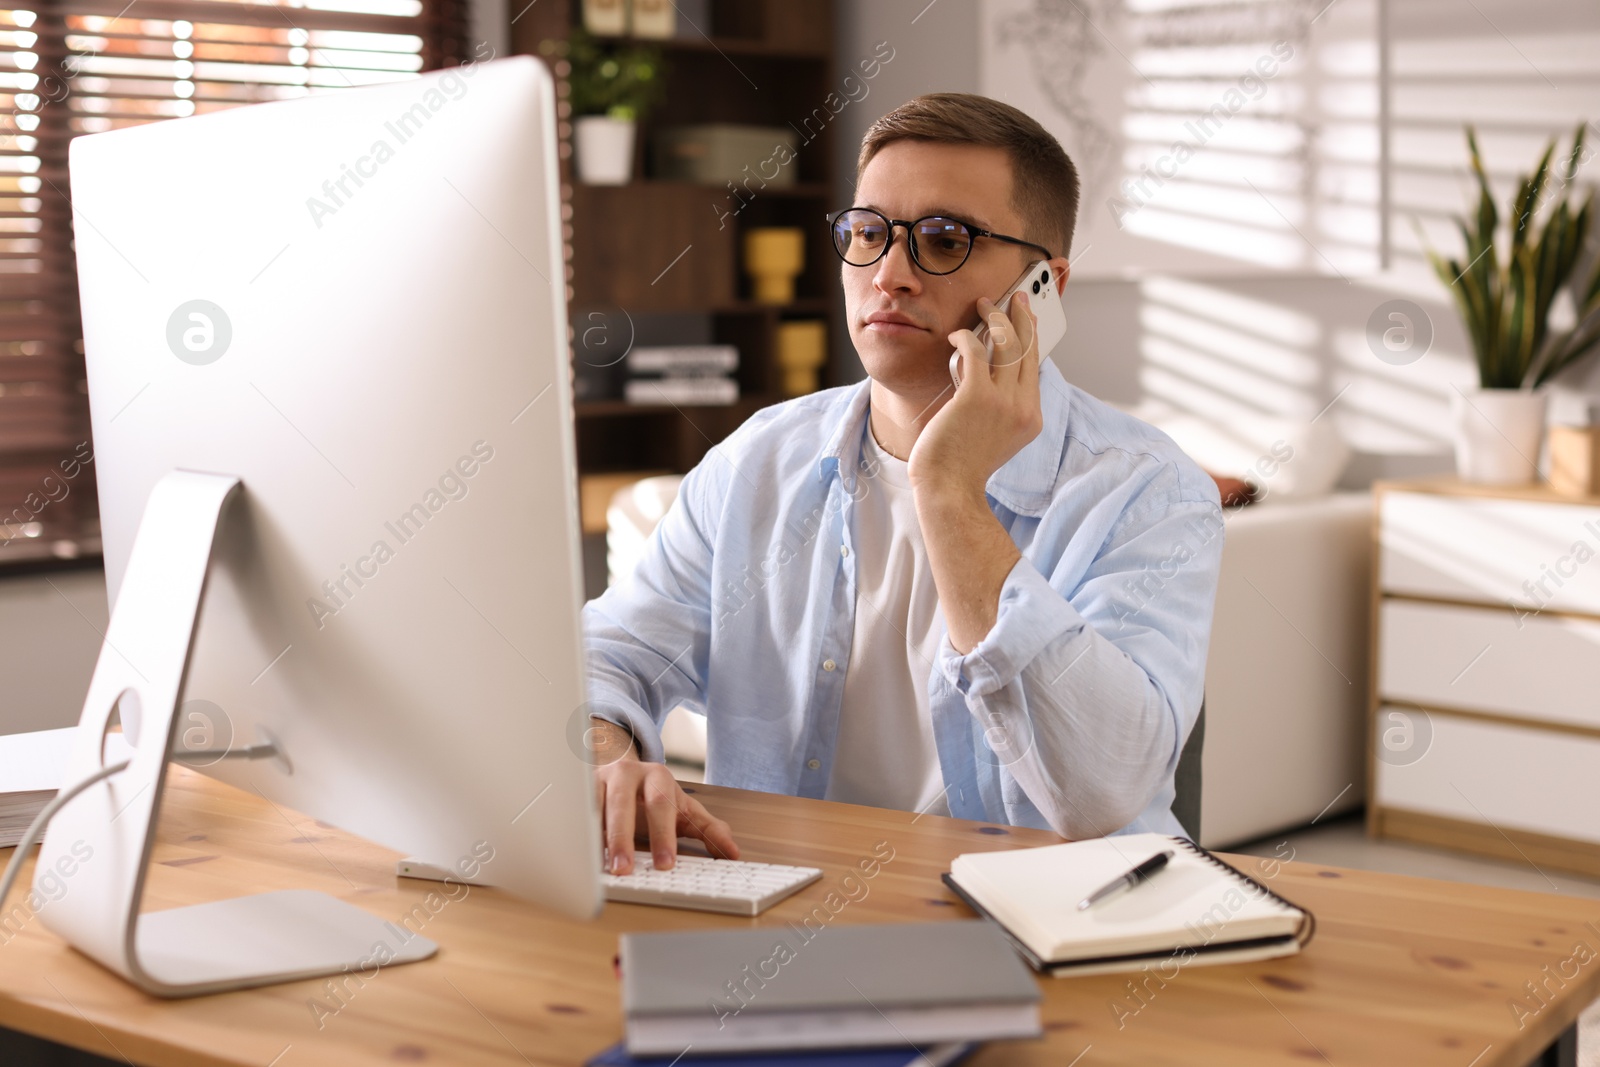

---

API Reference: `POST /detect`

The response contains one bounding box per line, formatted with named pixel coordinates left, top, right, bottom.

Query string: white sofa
left=606, top=477, right=710, bottom=766
left=1199, top=493, right=1370, bottom=847
left=1125, top=403, right=1371, bottom=847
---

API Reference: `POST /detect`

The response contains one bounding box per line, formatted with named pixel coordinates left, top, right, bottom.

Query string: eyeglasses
left=827, top=207, right=1055, bottom=276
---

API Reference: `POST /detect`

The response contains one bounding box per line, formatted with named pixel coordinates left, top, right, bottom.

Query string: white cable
left=0, top=758, right=132, bottom=918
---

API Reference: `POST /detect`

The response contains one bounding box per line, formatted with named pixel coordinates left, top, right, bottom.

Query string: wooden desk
left=0, top=768, right=1594, bottom=1067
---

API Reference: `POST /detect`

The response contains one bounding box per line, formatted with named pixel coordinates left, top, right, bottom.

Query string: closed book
left=652, top=125, right=799, bottom=188
left=626, top=345, right=739, bottom=375
left=943, top=833, right=1314, bottom=978
left=624, top=377, right=738, bottom=406
left=619, top=920, right=1040, bottom=1055
left=586, top=1039, right=977, bottom=1066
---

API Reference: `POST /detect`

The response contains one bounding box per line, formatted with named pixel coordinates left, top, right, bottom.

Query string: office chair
left=1171, top=699, right=1205, bottom=842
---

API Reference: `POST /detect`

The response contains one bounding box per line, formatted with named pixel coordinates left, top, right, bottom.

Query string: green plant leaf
left=1580, top=212, right=1600, bottom=315
left=1510, top=138, right=1555, bottom=253
left=1454, top=256, right=1493, bottom=381
left=1467, top=126, right=1499, bottom=240
left=1534, top=317, right=1600, bottom=388
left=563, top=28, right=665, bottom=121
left=1437, top=124, right=1600, bottom=388
left=1569, top=193, right=1593, bottom=281
left=1527, top=203, right=1566, bottom=363
left=1510, top=244, right=1538, bottom=382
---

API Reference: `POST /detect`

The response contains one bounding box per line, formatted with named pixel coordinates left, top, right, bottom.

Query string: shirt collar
left=816, top=360, right=1072, bottom=518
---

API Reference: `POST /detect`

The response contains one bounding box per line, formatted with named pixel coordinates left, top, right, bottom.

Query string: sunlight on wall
left=979, top=0, right=1381, bottom=277
left=1332, top=316, right=1464, bottom=453
left=1138, top=272, right=1475, bottom=459
left=1138, top=275, right=1323, bottom=424
left=1385, top=2, right=1600, bottom=292
left=1128, top=0, right=1599, bottom=463
left=1116, top=0, right=1381, bottom=276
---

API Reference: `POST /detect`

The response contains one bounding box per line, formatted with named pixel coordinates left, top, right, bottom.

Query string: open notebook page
left=950, top=832, right=1302, bottom=963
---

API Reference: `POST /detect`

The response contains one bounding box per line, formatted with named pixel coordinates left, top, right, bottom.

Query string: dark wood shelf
left=627, top=35, right=829, bottom=60
left=578, top=179, right=831, bottom=199
left=568, top=299, right=832, bottom=316
left=521, top=0, right=837, bottom=480
left=710, top=299, right=832, bottom=315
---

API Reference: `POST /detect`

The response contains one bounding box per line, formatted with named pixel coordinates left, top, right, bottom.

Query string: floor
left=1231, top=813, right=1600, bottom=1065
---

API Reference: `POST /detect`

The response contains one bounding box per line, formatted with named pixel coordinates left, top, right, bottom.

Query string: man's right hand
left=589, top=717, right=740, bottom=875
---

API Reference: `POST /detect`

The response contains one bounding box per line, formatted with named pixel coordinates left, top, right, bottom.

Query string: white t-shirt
left=824, top=427, right=949, bottom=816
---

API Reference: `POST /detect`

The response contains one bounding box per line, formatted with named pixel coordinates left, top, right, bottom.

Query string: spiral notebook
left=942, top=833, right=1315, bottom=978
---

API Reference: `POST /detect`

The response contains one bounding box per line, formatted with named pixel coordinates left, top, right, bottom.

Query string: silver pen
left=1077, top=850, right=1175, bottom=911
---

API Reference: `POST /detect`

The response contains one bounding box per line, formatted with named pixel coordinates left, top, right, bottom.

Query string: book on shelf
left=624, top=376, right=738, bottom=406
left=619, top=920, right=1040, bottom=1056
left=626, top=344, right=739, bottom=376
left=942, top=832, right=1315, bottom=978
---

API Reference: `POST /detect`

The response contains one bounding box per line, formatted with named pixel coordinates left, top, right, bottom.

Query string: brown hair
left=856, top=93, right=1080, bottom=258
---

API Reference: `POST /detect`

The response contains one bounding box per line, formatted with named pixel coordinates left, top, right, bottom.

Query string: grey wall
left=831, top=0, right=984, bottom=385
left=0, top=567, right=107, bottom=735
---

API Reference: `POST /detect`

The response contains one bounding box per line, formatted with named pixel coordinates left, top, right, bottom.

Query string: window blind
left=0, top=0, right=471, bottom=564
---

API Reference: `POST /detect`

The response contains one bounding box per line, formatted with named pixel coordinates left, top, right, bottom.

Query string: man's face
left=843, top=140, right=1038, bottom=403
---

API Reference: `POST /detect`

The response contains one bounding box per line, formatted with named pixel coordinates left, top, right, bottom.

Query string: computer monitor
left=36, top=56, right=602, bottom=996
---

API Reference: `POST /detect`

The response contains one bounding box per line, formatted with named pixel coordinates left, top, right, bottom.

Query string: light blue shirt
left=584, top=359, right=1223, bottom=839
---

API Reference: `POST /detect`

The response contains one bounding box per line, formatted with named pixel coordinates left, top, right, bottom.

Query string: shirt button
left=807, top=759, right=821, bottom=770
left=840, top=545, right=849, bottom=558
left=822, top=659, right=837, bottom=672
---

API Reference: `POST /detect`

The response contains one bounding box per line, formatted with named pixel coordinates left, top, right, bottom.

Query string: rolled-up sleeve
left=938, top=491, right=1224, bottom=838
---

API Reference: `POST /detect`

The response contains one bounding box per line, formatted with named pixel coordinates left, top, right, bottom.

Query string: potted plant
left=556, top=30, right=664, bottom=186
left=1423, top=125, right=1600, bottom=484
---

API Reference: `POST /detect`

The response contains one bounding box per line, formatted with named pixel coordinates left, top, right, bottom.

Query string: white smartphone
left=950, top=259, right=1068, bottom=387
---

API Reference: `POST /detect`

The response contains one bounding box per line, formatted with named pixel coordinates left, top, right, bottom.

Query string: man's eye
left=855, top=228, right=885, bottom=245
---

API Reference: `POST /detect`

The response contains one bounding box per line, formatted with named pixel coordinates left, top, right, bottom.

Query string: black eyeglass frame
left=826, top=207, right=1056, bottom=276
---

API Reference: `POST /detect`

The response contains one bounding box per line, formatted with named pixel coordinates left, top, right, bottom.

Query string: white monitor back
left=68, top=56, right=600, bottom=919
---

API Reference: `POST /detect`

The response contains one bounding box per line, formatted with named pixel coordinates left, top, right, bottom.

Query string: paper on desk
left=0, top=727, right=79, bottom=794
left=0, top=727, right=134, bottom=848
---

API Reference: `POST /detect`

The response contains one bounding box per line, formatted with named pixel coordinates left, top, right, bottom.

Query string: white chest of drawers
left=1369, top=477, right=1600, bottom=876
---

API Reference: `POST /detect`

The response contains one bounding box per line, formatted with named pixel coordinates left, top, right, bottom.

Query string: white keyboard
left=396, top=852, right=822, bottom=917
left=602, top=851, right=823, bottom=916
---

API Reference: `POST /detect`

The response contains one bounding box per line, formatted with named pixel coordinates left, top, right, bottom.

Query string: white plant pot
left=574, top=115, right=635, bottom=186
left=1450, top=387, right=1547, bottom=485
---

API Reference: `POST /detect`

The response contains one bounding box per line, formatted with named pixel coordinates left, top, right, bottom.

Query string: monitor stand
left=35, top=470, right=436, bottom=997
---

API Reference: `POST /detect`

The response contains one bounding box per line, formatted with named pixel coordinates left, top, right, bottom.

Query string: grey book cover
left=620, top=920, right=1040, bottom=1017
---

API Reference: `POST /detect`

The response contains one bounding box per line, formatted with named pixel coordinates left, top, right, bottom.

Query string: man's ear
left=1048, top=254, right=1071, bottom=296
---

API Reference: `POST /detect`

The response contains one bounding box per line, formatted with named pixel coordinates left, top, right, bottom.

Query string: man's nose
left=872, top=226, right=921, bottom=295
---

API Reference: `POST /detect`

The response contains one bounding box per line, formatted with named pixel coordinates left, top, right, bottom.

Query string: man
left=584, top=94, right=1223, bottom=875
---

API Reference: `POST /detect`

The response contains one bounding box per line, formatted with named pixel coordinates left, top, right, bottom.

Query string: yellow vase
left=744, top=227, right=805, bottom=304
left=776, top=320, right=827, bottom=397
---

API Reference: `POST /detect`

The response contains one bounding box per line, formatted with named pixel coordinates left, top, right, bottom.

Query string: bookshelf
left=511, top=0, right=842, bottom=513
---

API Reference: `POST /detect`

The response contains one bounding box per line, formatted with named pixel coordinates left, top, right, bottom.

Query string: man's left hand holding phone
left=947, top=260, right=1065, bottom=390
left=907, top=262, right=1058, bottom=501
